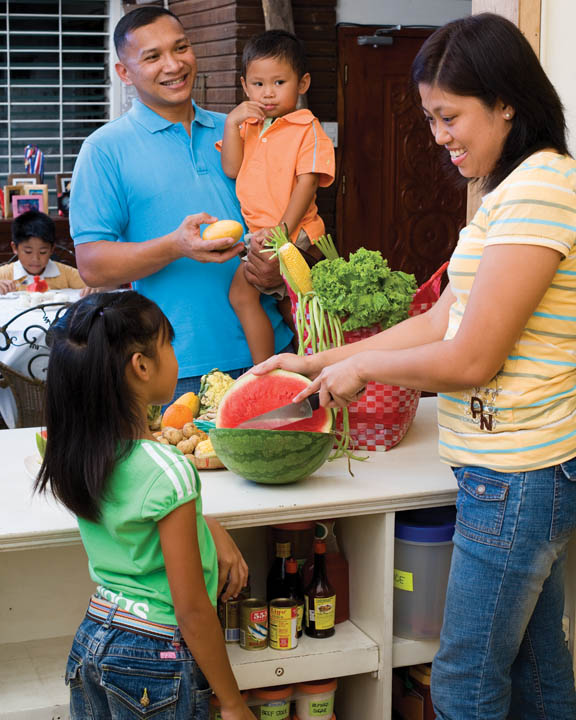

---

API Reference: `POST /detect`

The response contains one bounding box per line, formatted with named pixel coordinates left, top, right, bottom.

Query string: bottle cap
left=286, top=558, right=298, bottom=573
left=314, top=540, right=326, bottom=554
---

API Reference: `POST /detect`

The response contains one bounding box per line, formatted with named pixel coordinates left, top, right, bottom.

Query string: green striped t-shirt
left=78, top=440, right=218, bottom=624
left=438, top=150, right=576, bottom=471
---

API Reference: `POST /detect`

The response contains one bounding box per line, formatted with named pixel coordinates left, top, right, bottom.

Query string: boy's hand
left=0, top=279, right=17, bottom=295
left=226, top=101, right=266, bottom=127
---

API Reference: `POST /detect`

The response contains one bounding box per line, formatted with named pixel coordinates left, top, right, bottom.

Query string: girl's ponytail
left=35, top=291, right=174, bottom=521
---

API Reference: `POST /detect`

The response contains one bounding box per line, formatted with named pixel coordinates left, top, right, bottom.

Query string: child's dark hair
left=114, top=6, right=184, bottom=58
left=412, top=12, right=569, bottom=192
left=242, top=29, right=307, bottom=79
left=35, top=290, right=174, bottom=522
left=11, top=210, right=55, bottom=246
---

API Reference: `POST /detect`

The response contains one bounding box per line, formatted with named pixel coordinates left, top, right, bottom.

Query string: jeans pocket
left=65, top=649, right=83, bottom=688
left=102, top=662, right=181, bottom=718
left=456, top=469, right=510, bottom=546
left=191, top=687, right=213, bottom=720
left=551, top=457, right=576, bottom=540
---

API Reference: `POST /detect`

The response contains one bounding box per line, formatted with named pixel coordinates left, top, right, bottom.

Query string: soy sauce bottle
left=304, top=540, right=336, bottom=638
left=266, top=541, right=291, bottom=601
left=285, top=557, right=305, bottom=637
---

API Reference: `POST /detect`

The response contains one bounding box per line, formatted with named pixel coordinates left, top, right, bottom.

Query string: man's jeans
left=432, top=459, right=576, bottom=719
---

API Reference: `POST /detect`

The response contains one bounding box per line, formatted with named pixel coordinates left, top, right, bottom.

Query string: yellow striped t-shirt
left=438, top=150, right=576, bottom=471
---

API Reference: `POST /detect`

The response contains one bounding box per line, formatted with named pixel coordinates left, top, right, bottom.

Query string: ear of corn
left=278, top=241, right=313, bottom=294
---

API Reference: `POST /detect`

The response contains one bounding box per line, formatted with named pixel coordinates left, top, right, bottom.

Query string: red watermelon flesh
left=216, top=370, right=332, bottom=432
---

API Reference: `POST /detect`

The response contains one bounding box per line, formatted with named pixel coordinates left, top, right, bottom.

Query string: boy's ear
left=240, top=76, right=248, bottom=97
left=298, top=73, right=311, bottom=95
left=10, top=241, right=17, bottom=256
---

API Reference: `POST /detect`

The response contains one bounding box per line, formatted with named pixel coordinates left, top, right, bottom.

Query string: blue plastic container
left=393, top=506, right=456, bottom=639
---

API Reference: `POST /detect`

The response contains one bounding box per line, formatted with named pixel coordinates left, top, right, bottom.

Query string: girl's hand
left=250, top=352, right=321, bottom=378
left=227, top=101, right=266, bottom=126
left=0, top=279, right=17, bottom=294
left=293, top=356, right=367, bottom=408
left=205, top=518, right=249, bottom=601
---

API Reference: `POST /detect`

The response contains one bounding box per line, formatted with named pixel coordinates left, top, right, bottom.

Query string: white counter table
left=0, top=398, right=573, bottom=719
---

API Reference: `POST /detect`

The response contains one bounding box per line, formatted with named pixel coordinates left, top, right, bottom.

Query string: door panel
left=337, top=26, right=466, bottom=285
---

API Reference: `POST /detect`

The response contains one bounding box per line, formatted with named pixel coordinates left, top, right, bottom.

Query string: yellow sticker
left=394, top=569, right=414, bottom=591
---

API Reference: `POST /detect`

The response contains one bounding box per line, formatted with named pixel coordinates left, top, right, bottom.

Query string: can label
left=240, top=599, right=268, bottom=650
left=269, top=600, right=298, bottom=650
left=394, top=568, right=414, bottom=592
left=218, top=597, right=241, bottom=643
left=259, top=700, right=290, bottom=719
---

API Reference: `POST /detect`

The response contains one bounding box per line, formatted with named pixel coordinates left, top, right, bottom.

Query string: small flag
left=24, top=145, right=44, bottom=182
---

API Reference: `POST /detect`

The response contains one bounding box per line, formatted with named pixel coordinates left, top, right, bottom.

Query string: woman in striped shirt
left=254, top=12, right=576, bottom=719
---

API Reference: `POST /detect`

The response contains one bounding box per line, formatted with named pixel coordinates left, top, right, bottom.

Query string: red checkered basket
left=290, top=262, right=448, bottom=451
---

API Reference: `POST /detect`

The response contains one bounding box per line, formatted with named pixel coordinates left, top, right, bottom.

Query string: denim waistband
left=87, top=595, right=179, bottom=642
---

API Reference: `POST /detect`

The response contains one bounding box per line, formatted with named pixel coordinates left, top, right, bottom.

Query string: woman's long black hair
left=412, top=12, right=569, bottom=192
left=35, top=291, right=174, bottom=522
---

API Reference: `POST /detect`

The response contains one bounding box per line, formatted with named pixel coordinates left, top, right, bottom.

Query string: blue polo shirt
left=70, top=99, right=291, bottom=377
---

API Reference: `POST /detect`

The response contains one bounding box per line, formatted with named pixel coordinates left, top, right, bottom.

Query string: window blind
left=1, top=0, right=120, bottom=212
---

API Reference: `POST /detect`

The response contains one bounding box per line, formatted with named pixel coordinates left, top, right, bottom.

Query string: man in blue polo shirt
left=70, top=6, right=292, bottom=393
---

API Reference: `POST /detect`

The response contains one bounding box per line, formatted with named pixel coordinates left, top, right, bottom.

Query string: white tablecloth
left=0, top=289, right=82, bottom=427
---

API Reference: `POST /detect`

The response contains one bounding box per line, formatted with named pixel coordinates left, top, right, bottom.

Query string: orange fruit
left=202, top=220, right=244, bottom=250
left=161, top=403, right=195, bottom=429
left=174, top=391, right=200, bottom=417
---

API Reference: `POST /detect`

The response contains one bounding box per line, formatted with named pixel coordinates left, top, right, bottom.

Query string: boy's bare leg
left=229, top=264, right=275, bottom=364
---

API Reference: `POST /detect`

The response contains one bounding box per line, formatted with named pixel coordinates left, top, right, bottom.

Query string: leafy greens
left=310, top=247, right=417, bottom=331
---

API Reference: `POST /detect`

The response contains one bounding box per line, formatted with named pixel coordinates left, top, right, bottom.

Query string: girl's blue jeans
left=65, top=613, right=211, bottom=719
left=432, top=459, right=576, bottom=719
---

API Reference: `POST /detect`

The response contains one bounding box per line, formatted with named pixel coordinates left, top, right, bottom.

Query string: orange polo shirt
left=233, top=109, right=335, bottom=243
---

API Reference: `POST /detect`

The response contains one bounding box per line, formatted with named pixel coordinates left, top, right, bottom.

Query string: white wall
left=336, top=0, right=471, bottom=25
left=540, top=0, right=576, bottom=156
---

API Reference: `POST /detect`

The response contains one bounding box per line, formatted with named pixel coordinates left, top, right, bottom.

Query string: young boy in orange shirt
left=220, top=30, right=335, bottom=363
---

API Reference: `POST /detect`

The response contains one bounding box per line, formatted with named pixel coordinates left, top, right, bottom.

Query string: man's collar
left=130, top=98, right=215, bottom=133
left=13, top=259, right=60, bottom=281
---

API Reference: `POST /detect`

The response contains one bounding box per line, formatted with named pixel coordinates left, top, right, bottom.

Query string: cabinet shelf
left=392, top=635, right=440, bottom=668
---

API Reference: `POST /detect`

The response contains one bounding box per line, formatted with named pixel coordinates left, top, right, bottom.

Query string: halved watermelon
left=216, top=370, right=332, bottom=432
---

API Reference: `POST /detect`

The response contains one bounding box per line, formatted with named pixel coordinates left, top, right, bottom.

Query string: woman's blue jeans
left=65, top=614, right=211, bottom=719
left=432, top=459, right=576, bottom=719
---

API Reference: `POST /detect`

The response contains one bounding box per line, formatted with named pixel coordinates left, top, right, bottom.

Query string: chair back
left=0, top=360, right=45, bottom=428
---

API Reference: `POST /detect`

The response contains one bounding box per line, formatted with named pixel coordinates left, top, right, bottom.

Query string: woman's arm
left=159, top=502, right=256, bottom=720
left=297, top=244, right=563, bottom=406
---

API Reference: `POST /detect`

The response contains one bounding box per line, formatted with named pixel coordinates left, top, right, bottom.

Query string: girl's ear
left=298, top=73, right=311, bottom=95
left=128, top=351, right=150, bottom=382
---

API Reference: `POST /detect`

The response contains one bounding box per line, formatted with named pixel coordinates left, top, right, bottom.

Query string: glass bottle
left=266, top=541, right=291, bottom=601
left=284, top=557, right=305, bottom=637
left=304, top=540, right=336, bottom=638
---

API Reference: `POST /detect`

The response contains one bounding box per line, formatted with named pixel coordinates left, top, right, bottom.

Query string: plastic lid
left=272, top=521, right=315, bottom=531
left=286, top=558, right=298, bottom=573
left=210, top=690, right=249, bottom=707
left=395, top=506, right=456, bottom=542
left=293, top=716, right=336, bottom=720
left=250, top=685, right=293, bottom=701
left=296, top=678, right=337, bottom=694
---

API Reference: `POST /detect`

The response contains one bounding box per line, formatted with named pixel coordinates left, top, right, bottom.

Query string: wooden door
left=337, top=26, right=467, bottom=285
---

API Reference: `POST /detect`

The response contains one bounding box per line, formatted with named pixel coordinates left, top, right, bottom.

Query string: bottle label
left=308, top=698, right=335, bottom=716
left=296, top=602, right=304, bottom=634
left=313, top=595, right=336, bottom=630
left=394, top=569, right=414, bottom=592
left=260, top=700, right=290, bottom=719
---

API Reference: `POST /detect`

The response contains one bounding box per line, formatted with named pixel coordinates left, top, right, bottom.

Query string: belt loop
left=172, top=627, right=182, bottom=647
left=102, top=602, right=119, bottom=629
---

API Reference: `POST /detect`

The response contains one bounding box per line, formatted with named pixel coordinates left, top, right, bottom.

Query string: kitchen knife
left=236, top=392, right=321, bottom=429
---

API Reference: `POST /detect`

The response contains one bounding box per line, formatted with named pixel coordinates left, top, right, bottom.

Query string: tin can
left=240, top=598, right=268, bottom=650
left=269, top=598, right=298, bottom=650
left=218, top=596, right=241, bottom=643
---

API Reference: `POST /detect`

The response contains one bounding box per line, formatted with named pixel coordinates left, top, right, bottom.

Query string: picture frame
left=12, top=194, right=44, bottom=217
left=56, top=173, right=73, bottom=195
left=3, top=184, right=24, bottom=219
left=26, top=184, right=49, bottom=214
left=7, top=173, right=41, bottom=187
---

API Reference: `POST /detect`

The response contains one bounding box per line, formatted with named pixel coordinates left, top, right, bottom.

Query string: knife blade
left=236, top=392, right=321, bottom=429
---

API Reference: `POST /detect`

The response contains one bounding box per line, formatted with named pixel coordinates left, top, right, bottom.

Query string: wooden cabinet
left=1, top=399, right=574, bottom=719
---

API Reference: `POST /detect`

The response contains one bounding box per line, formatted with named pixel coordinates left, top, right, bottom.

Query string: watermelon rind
left=216, top=370, right=332, bottom=433
left=209, top=428, right=333, bottom=484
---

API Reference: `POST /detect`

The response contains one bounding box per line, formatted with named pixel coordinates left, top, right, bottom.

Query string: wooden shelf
left=392, top=635, right=440, bottom=668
